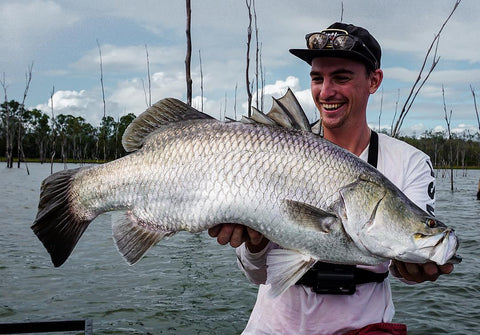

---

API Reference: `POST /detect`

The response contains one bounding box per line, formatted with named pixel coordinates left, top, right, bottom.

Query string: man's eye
left=335, top=76, right=350, bottom=82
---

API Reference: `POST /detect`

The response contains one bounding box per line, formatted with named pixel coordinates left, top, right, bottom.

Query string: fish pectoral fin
left=111, top=211, right=175, bottom=265
left=282, top=199, right=338, bottom=233
left=266, top=249, right=316, bottom=298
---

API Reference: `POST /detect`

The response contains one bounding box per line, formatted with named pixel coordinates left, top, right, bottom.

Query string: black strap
left=295, top=262, right=389, bottom=295
left=368, top=130, right=378, bottom=168
left=295, top=130, right=384, bottom=295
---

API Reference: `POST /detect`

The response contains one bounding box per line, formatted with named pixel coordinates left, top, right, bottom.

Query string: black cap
left=289, top=22, right=381, bottom=70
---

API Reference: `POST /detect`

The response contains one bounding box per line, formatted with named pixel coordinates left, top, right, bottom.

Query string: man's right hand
left=208, top=223, right=269, bottom=253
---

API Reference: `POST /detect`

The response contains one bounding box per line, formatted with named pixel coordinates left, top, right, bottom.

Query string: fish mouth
left=412, top=229, right=459, bottom=265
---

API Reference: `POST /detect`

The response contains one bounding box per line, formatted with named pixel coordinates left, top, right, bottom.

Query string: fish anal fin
left=112, top=211, right=174, bottom=265
left=282, top=199, right=338, bottom=233
left=266, top=249, right=316, bottom=297
left=122, top=98, right=214, bottom=152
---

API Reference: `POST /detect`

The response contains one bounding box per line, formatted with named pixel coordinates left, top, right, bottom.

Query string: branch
left=199, top=49, right=204, bottom=112
left=185, top=0, right=192, bottom=106
left=391, top=0, right=461, bottom=137
left=470, top=84, right=480, bottom=133
left=97, top=39, right=107, bottom=162
left=245, top=0, right=253, bottom=116
left=145, top=44, right=152, bottom=107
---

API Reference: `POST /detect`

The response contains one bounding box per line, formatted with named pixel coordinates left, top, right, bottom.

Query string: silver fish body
left=32, top=95, right=460, bottom=295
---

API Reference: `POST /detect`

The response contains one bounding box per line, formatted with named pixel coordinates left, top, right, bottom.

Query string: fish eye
left=426, top=218, right=437, bottom=228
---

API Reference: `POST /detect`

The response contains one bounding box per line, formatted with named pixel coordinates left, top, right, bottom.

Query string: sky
left=1, top=0, right=479, bottom=137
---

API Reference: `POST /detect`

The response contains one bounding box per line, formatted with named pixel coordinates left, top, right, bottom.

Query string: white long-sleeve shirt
left=236, top=133, right=435, bottom=335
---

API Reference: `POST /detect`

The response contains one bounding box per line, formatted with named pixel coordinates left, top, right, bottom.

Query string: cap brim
left=289, top=48, right=375, bottom=69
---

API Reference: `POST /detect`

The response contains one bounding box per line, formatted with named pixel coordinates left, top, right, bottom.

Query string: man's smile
left=321, top=103, right=344, bottom=111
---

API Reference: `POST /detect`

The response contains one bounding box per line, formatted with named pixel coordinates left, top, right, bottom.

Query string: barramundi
left=31, top=90, right=460, bottom=296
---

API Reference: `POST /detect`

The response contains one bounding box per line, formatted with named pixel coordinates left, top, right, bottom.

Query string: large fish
left=31, top=90, right=460, bottom=296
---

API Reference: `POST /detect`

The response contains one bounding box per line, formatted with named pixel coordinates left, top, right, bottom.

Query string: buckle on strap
left=295, top=262, right=389, bottom=295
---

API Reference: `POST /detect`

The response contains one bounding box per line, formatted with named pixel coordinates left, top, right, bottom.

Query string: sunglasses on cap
left=305, top=29, right=379, bottom=69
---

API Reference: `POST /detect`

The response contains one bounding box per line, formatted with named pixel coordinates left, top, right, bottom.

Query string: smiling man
left=209, top=22, right=454, bottom=334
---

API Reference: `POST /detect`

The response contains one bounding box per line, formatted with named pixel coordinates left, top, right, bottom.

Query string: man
left=209, top=22, right=454, bottom=334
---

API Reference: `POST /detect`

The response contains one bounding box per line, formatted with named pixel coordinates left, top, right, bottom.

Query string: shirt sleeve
left=235, top=241, right=275, bottom=285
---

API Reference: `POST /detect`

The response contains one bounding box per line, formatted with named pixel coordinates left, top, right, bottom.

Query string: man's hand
left=392, top=260, right=454, bottom=283
left=208, top=223, right=269, bottom=253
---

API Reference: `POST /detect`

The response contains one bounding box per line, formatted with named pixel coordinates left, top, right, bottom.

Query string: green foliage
left=400, top=130, right=480, bottom=168
left=1, top=100, right=136, bottom=163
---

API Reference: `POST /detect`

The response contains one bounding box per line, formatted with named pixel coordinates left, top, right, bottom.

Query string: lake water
left=1, top=163, right=479, bottom=334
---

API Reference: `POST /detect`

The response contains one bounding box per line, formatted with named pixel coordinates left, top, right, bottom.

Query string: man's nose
left=319, top=79, right=335, bottom=100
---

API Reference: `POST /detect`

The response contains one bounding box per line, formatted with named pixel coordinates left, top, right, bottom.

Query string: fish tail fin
left=112, top=211, right=175, bottom=265
left=31, top=168, right=94, bottom=267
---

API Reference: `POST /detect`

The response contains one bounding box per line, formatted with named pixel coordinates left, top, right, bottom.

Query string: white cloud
left=0, top=1, right=79, bottom=66
left=35, top=89, right=102, bottom=123
left=72, top=44, right=183, bottom=73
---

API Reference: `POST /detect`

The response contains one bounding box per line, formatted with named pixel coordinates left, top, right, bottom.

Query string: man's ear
left=369, top=69, right=383, bottom=94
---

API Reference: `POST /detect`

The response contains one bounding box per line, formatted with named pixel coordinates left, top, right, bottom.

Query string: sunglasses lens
left=307, top=33, right=328, bottom=49
left=333, top=35, right=355, bottom=50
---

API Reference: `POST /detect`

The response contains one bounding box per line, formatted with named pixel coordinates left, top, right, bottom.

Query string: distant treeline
left=1, top=99, right=480, bottom=167
left=1, top=99, right=136, bottom=164
left=398, top=131, right=480, bottom=169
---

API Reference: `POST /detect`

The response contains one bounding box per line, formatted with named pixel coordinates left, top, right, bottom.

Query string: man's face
left=310, top=57, right=382, bottom=130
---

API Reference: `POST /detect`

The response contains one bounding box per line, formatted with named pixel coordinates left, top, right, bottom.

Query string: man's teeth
left=323, top=103, right=342, bottom=110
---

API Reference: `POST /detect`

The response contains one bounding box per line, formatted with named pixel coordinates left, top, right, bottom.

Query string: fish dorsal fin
left=269, top=88, right=311, bottom=131
left=250, top=106, right=278, bottom=126
left=238, top=88, right=311, bottom=132
left=122, top=98, right=214, bottom=152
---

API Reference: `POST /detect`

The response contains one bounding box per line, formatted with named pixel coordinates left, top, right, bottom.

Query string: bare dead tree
left=234, top=83, right=238, bottom=120
left=260, top=43, right=265, bottom=112
left=471, top=84, right=480, bottom=185
left=185, top=0, right=193, bottom=106
left=378, top=87, right=383, bottom=131
left=50, top=85, right=56, bottom=174
left=224, top=92, right=227, bottom=120
left=199, top=49, right=204, bottom=112
left=1, top=72, right=13, bottom=168
left=390, top=89, right=400, bottom=134
left=142, top=44, right=152, bottom=108
left=245, top=0, right=253, bottom=116
left=340, top=2, right=344, bottom=22
left=17, top=62, right=33, bottom=175
left=97, top=39, right=107, bottom=162
left=442, top=85, right=454, bottom=191
left=391, top=0, right=461, bottom=138
left=470, top=84, right=480, bottom=133
left=253, top=0, right=259, bottom=109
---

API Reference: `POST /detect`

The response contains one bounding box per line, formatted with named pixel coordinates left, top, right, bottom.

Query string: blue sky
left=1, top=0, right=479, bottom=137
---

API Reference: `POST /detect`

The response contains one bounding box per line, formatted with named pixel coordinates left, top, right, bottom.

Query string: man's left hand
left=392, top=260, right=454, bottom=283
